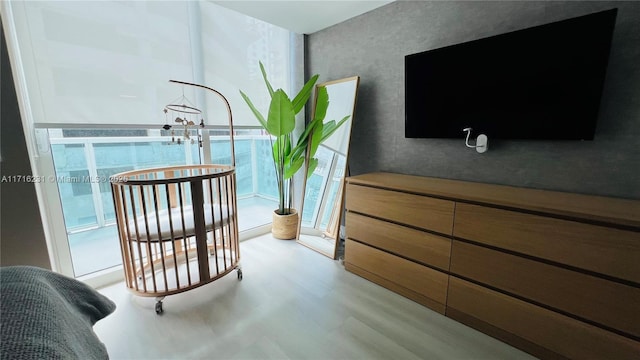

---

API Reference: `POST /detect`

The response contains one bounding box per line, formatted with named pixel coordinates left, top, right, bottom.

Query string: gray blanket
left=0, top=266, right=116, bottom=359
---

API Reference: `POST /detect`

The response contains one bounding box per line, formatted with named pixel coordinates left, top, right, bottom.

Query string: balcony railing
left=48, top=130, right=335, bottom=277
left=48, top=131, right=278, bottom=276
left=50, top=133, right=277, bottom=229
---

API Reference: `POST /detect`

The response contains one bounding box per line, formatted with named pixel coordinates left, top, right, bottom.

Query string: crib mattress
left=127, top=204, right=231, bottom=242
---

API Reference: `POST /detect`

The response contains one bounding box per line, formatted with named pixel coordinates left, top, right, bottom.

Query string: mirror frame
left=296, top=76, right=360, bottom=259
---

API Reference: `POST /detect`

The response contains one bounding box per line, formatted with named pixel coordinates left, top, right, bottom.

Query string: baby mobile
left=162, top=88, right=205, bottom=146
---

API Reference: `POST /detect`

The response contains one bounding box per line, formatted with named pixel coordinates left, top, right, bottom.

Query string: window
left=4, top=0, right=298, bottom=279
left=48, top=128, right=279, bottom=276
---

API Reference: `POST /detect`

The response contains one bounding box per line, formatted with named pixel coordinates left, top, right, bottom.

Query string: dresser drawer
left=345, top=239, right=449, bottom=313
left=346, top=212, right=451, bottom=271
left=450, top=240, right=640, bottom=337
left=453, top=203, right=640, bottom=283
left=447, top=277, right=640, bottom=359
left=345, top=184, right=454, bottom=234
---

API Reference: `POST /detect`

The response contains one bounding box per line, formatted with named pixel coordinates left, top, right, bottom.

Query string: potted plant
left=240, top=62, right=349, bottom=239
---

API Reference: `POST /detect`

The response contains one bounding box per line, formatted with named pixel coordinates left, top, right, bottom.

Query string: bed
left=0, top=266, right=115, bottom=359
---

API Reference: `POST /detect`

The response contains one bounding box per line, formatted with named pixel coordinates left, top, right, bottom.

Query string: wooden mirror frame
left=296, top=76, right=360, bottom=258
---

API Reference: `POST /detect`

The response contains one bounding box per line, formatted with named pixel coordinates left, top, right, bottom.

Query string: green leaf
left=239, top=90, right=267, bottom=130
left=313, top=86, right=329, bottom=123
left=284, top=157, right=304, bottom=180
left=309, top=120, right=324, bottom=159
left=322, top=120, right=337, bottom=139
left=272, top=140, right=281, bottom=167
left=289, top=126, right=312, bottom=169
left=295, top=118, right=319, bottom=148
left=259, top=61, right=274, bottom=97
left=289, top=143, right=307, bottom=166
left=320, top=115, right=350, bottom=143
left=292, top=74, right=319, bottom=114
left=306, top=157, right=318, bottom=178
left=290, top=118, right=319, bottom=160
left=283, top=133, right=292, bottom=157
left=267, top=90, right=295, bottom=136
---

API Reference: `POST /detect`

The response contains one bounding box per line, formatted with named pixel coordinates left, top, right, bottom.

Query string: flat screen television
left=405, top=8, right=617, bottom=140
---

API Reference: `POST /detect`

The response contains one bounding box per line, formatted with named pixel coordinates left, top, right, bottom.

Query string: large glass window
left=5, top=0, right=297, bottom=279
left=256, top=137, right=279, bottom=199
left=51, top=144, right=96, bottom=229
left=48, top=128, right=278, bottom=276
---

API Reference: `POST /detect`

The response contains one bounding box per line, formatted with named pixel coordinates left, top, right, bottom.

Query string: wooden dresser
left=344, top=172, right=640, bottom=359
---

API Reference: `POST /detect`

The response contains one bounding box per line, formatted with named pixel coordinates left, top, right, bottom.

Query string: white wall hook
left=463, top=127, right=488, bottom=153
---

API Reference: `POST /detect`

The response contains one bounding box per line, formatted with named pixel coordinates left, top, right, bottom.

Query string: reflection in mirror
left=297, top=76, right=359, bottom=258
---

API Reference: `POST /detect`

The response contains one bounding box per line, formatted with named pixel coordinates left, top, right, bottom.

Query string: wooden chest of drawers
left=344, top=172, right=640, bottom=359
left=344, top=181, right=454, bottom=314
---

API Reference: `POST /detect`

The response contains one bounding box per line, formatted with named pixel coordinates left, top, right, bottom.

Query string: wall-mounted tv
left=405, top=8, right=617, bottom=140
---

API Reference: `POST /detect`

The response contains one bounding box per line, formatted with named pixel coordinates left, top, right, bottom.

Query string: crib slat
left=191, top=179, right=210, bottom=282
left=140, top=185, right=158, bottom=293
left=112, top=185, right=132, bottom=288
left=177, top=181, right=192, bottom=287
left=216, top=177, right=228, bottom=271
left=131, top=186, right=146, bottom=293
left=152, top=185, right=169, bottom=291
left=229, top=175, right=239, bottom=264
left=164, top=184, right=181, bottom=289
left=164, top=171, right=178, bottom=208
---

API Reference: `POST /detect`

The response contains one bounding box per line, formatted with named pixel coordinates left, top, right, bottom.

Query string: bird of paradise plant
left=240, top=62, right=349, bottom=216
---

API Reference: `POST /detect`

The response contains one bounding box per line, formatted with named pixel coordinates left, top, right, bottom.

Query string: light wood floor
left=94, top=234, right=536, bottom=359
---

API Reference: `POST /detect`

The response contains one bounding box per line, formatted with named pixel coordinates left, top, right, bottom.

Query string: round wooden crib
left=110, top=164, right=240, bottom=314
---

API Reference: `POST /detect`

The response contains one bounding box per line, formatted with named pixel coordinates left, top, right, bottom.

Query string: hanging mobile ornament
left=163, top=84, right=203, bottom=145
left=162, top=108, right=173, bottom=145
left=162, top=108, right=172, bottom=131
left=184, top=119, right=190, bottom=140
left=198, top=119, right=205, bottom=147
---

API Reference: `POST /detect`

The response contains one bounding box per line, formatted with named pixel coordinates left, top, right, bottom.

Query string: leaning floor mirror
left=297, top=76, right=360, bottom=258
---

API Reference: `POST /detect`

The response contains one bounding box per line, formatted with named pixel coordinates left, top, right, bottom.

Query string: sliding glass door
left=3, top=0, right=299, bottom=281
left=46, top=128, right=280, bottom=277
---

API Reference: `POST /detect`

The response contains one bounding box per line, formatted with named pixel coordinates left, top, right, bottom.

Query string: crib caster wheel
left=155, top=301, right=163, bottom=315
left=236, top=268, right=243, bottom=280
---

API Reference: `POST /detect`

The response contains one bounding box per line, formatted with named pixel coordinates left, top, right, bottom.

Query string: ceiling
left=211, top=1, right=395, bottom=35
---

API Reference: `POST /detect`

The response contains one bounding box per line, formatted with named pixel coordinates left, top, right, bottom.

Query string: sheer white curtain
left=2, top=0, right=299, bottom=279
left=7, top=0, right=295, bottom=128
left=199, top=2, right=293, bottom=127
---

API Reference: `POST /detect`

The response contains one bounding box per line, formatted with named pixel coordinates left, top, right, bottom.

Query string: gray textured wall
left=307, top=1, right=640, bottom=200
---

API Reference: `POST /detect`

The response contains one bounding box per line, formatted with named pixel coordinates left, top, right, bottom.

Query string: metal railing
left=48, top=133, right=278, bottom=233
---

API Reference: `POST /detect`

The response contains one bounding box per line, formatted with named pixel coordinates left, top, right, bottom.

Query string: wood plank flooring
left=94, top=234, right=536, bottom=359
